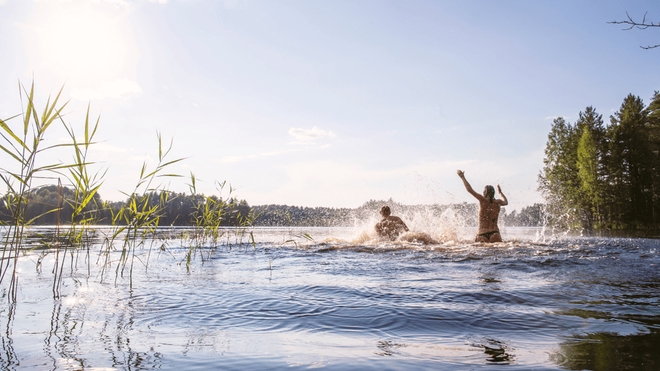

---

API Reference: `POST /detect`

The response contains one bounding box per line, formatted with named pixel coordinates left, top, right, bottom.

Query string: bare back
left=477, top=198, right=504, bottom=234
left=375, top=215, right=409, bottom=240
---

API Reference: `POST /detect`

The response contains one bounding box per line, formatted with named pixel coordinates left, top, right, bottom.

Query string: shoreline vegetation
left=0, top=81, right=257, bottom=303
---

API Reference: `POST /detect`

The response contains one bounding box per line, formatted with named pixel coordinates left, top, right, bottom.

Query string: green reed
left=183, top=175, right=260, bottom=269
left=50, top=104, right=107, bottom=297
left=0, top=81, right=259, bottom=301
left=0, top=81, right=100, bottom=302
left=280, top=211, right=315, bottom=248
left=99, top=133, right=183, bottom=287
left=62, top=103, right=105, bottom=239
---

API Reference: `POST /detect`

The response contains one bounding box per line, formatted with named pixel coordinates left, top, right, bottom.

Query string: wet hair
left=380, top=206, right=391, bottom=216
left=484, top=185, right=495, bottom=203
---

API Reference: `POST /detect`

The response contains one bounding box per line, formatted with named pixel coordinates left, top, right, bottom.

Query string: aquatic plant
left=62, top=103, right=106, bottom=237
left=0, top=81, right=261, bottom=301
left=183, top=176, right=230, bottom=267
left=276, top=210, right=315, bottom=248
left=0, top=81, right=100, bottom=302
left=99, top=133, right=184, bottom=287
left=53, top=104, right=107, bottom=297
left=0, top=82, right=189, bottom=297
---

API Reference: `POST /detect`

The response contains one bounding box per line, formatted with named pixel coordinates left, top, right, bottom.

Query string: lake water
left=0, top=226, right=658, bottom=370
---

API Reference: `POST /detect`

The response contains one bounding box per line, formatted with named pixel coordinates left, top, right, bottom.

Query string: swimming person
left=375, top=205, right=409, bottom=240
left=457, top=170, right=508, bottom=243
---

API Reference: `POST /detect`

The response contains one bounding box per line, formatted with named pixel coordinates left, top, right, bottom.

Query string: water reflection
left=469, top=337, right=515, bottom=365
left=552, top=331, right=660, bottom=371
left=15, top=285, right=166, bottom=370
left=0, top=303, right=18, bottom=370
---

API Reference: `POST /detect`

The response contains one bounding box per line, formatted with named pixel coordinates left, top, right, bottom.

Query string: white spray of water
left=324, top=204, right=476, bottom=246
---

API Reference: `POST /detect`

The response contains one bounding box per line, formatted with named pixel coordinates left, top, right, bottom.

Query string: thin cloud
left=219, top=128, right=335, bottom=164
left=288, top=126, right=336, bottom=144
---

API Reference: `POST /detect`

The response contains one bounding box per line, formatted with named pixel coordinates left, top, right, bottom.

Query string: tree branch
left=609, top=12, right=660, bottom=49
left=609, top=11, right=660, bottom=29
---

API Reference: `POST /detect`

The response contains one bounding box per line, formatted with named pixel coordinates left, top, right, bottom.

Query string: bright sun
left=26, top=1, right=140, bottom=99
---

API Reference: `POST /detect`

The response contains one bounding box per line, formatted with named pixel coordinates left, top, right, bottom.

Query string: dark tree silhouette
left=609, top=11, right=660, bottom=49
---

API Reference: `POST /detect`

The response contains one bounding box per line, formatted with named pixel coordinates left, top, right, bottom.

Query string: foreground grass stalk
left=185, top=177, right=230, bottom=268
left=0, top=81, right=257, bottom=304
left=63, top=103, right=105, bottom=246
left=184, top=176, right=259, bottom=268
left=0, top=82, right=72, bottom=302
left=0, top=81, right=105, bottom=302
left=102, top=133, right=183, bottom=288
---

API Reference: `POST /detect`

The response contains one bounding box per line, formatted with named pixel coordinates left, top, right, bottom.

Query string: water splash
left=345, top=203, right=474, bottom=245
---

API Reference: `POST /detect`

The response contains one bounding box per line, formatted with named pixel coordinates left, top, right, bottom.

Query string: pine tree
left=541, top=94, right=660, bottom=231
left=645, top=91, right=660, bottom=224
left=607, top=94, right=652, bottom=228
left=538, top=117, right=582, bottom=230
left=575, top=107, right=605, bottom=230
left=577, top=125, right=600, bottom=229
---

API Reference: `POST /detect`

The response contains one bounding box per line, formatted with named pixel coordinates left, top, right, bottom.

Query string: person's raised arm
left=497, top=184, right=508, bottom=206
left=457, top=170, right=483, bottom=200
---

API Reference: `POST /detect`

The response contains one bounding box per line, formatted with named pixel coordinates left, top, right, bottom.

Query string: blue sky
left=0, top=0, right=658, bottom=209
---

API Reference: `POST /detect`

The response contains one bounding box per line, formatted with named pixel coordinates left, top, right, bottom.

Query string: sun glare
left=26, top=2, right=139, bottom=99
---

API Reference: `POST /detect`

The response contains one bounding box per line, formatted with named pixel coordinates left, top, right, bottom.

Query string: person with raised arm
left=457, top=170, right=508, bottom=243
left=375, top=205, right=409, bottom=240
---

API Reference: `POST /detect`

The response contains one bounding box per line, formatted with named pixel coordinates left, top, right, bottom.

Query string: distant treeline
left=0, top=185, right=251, bottom=226
left=501, top=203, right=546, bottom=227
left=0, top=186, right=545, bottom=227
left=539, top=91, right=660, bottom=231
left=252, top=199, right=544, bottom=227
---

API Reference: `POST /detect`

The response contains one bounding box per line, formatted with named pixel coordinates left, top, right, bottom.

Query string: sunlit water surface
left=1, top=226, right=659, bottom=370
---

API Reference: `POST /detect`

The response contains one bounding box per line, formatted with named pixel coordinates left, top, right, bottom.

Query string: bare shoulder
left=477, top=195, right=489, bottom=204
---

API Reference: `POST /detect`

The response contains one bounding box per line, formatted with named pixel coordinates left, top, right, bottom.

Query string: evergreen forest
left=539, top=91, right=660, bottom=231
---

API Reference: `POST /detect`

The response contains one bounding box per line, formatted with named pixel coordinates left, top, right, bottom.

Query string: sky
left=0, top=0, right=658, bottom=210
